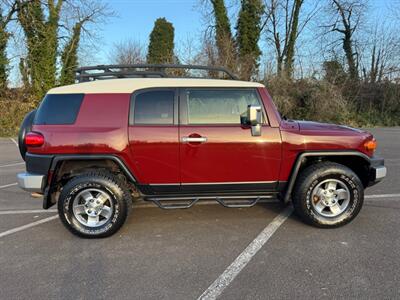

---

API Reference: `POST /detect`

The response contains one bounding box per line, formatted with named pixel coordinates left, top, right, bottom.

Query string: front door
left=179, top=88, right=281, bottom=193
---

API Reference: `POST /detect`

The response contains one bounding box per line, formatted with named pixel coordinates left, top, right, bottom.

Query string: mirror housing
left=247, top=105, right=262, bottom=136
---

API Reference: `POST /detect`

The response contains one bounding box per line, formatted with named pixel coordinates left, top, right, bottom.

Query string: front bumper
left=17, top=172, right=45, bottom=193
left=368, top=157, right=386, bottom=186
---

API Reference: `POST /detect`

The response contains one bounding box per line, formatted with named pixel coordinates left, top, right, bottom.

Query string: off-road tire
left=292, top=162, right=364, bottom=228
left=58, top=171, right=132, bottom=238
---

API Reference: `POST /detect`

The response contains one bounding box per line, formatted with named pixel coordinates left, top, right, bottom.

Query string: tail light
left=25, top=132, right=44, bottom=147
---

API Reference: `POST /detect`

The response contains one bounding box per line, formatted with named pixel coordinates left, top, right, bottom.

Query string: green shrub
left=266, top=77, right=350, bottom=124
left=265, top=76, right=400, bottom=127
left=0, top=100, right=35, bottom=137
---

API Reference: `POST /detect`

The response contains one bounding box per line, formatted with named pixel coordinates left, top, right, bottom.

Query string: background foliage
left=0, top=0, right=399, bottom=137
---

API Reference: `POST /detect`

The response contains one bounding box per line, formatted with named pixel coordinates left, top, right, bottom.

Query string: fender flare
left=43, top=154, right=137, bottom=209
left=283, top=151, right=371, bottom=203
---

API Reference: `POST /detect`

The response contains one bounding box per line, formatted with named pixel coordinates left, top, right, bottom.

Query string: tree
left=17, top=0, right=111, bottom=95
left=59, top=22, right=81, bottom=85
left=209, top=0, right=236, bottom=70
left=323, top=59, right=346, bottom=84
left=0, top=1, right=18, bottom=90
left=17, top=0, right=63, bottom=98
left=59, top=1, right=110, bottom=85
left=326, top=0, right=365, bottom=80
left=19, top=57, right=29, bottom=88
left=360, top=23, right=400, bottom=83
left=147, top=18, right=175, bottom=64
left=236, top=0, right=264, bottom=80
left=283, top=0, right=303, bottom=78
left=264, top=0, right=312, bottom=78
left=109, top=39, right=145, bottom=65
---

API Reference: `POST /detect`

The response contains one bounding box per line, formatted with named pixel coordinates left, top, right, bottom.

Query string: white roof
left=48, top=78, right=264, bottom=94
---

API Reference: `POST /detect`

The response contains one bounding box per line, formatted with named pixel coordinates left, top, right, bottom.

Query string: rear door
left=179, top=88, right=281, bottom=193
left=128, top=88, right=180, bottom=193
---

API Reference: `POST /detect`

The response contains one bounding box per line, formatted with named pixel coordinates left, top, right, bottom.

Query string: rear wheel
left=58, top=171, right=132, bottom=238
left=292, top=162, right=364, bottom=228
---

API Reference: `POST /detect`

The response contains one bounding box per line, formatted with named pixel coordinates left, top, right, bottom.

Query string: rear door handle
left=181, top=137, right=207, bottom=143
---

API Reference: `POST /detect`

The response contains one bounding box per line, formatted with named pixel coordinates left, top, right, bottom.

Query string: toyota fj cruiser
left=17, top=64, right=386, bottom=238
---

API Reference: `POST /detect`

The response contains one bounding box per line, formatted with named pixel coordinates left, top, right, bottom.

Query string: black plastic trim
left=181, top=182, right=277, bottom=193
left=49, top=155, right=137, bottom=182
left=283, top=150, right=372, bottom=203
left=137, top=184, right=180, bottom=194
left=137, top=181, right=280, bottom=195
left=369, top=156, right=384, bottom=168
left=76, top=64, right=238, bottom=81
left=43, top=154, right=137, bottom=209
left=26, top=153, right=54, bottom=175
left=18, top=110, right=36, bottom=161
left=368, top=157, right=385, bottom=186
left=143, top=191, right=280, bottom=199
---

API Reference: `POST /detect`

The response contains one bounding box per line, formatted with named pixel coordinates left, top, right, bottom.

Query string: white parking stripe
left=0, top=194, right=397, bottom=215
left=0, top=182, right=18, bottom=189
left=198, top=206, right=293, bottom=300
left=365, top=193, right=400, bottom=199
left=0, top=209, right=57, bottom=215
left=0, top=215, right=58, bottom=239
left=9, top=137, right=18, bottom=147
left=0, top=162, right=24, bottom=168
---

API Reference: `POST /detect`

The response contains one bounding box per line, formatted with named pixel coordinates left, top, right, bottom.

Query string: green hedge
left=0, top=101, right=35, bottom=137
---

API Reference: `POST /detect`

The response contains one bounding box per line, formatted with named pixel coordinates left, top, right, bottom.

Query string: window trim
left=179, top=87, right=269, bottom=126
left=129, top=88, right=178, bottom=126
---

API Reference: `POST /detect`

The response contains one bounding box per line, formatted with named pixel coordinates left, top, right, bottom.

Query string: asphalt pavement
left=0, top=128, right=399, bottom=300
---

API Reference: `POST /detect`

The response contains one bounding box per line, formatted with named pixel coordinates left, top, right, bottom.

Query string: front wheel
left=292, top=162, right=364, bottom=228
left=58, top=171, right=132, bottom=238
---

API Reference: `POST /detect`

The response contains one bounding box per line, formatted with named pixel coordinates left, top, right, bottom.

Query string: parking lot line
left=0, top=162, right=24, bottom=168
left=198, top=206, right=293, bottom=300
left=9, top=137, right=18, bottom=147
left=0, top=209, right=57, bottom=215
left=0, top=182, right=18, bottom=189
left=0, top=215, right=58, bottom=239
left=365, top=193, right=400, bottom=199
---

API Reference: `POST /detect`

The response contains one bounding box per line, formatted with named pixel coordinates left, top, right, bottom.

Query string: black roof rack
left=75, top=64, right=238, bottom=82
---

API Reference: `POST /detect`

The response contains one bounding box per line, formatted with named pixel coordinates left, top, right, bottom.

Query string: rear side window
left=34, top=94, right=84, bottom=125
left=132, top=90, right=174, bottom=125
left=185, top=89, right=261, bottom=124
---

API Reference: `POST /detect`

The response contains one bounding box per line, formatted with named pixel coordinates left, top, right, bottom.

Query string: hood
left=296, top=120, right=366, bottom=134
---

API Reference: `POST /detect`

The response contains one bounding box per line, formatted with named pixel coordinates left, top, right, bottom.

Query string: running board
left=145, top=195, right=276, bottom=209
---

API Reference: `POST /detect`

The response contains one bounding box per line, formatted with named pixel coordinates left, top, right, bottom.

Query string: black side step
left=145, top=195, right=276, bottom=210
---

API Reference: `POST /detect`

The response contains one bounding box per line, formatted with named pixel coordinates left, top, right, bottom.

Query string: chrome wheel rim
left=72, top=188, right=114, bottom=227
left=311, top=179, right=350, bottom=218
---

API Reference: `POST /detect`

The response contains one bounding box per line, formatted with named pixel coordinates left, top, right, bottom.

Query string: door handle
left=181, top=136, right=207, bottom=143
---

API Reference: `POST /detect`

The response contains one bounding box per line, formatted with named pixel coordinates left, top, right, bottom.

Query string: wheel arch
left=283, top=151, right=371, bottom=203
left=43, top=155, right=137, bottom=209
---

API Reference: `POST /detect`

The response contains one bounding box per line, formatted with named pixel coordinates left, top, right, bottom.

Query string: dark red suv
left=17, top=65, right=386, bottom=238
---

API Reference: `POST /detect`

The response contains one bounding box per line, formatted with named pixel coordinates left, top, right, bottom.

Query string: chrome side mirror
left=247, top=105, right=262, bottom=136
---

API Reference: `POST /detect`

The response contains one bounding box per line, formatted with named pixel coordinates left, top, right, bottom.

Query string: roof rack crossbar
left=75, top=64, right=238, bottom=82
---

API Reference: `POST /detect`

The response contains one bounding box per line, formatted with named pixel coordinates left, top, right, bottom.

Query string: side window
left=34, top=94, right=84, bottom=125
left=132, top=90, right=174, bottom=125
left=185, top=89, right=262, bottom=124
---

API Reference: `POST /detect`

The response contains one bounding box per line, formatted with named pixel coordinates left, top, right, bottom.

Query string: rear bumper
left=17, top=172, right=45, bottom=193
left=16, top=153, right=53, bottom=194
left=368, top=157, right=386, bottom=186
